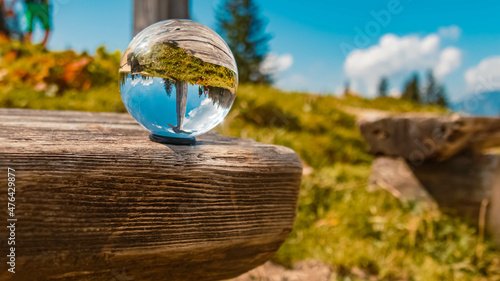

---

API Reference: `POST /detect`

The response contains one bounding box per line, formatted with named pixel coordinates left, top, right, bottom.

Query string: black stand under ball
left=149, top=133, right=196, bottom=145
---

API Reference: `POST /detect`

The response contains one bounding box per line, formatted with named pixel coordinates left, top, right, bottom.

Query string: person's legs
left=24, top=3, right=34, bottom=43
left=41, top=29, right=49, bottom=47
left=37, top=2, right=50, bottom=47
left=25, top=2, right=51, bottom=46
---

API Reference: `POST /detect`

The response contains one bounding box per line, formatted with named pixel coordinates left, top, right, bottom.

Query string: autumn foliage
left=0, top=38, right=120, bottom=95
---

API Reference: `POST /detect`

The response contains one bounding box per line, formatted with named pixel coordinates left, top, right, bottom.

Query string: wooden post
left=133, top=0, right=190, bottom=36
left=0, top=108, right=302, bottom=281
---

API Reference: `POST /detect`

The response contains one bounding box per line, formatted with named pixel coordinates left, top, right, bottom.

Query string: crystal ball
left=119, top=20, right=238, bottom=141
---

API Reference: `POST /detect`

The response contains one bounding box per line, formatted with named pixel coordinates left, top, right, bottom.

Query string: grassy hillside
left=0, top=44, right=499, bottom=280
left=218, top=85, right=499, bottom=280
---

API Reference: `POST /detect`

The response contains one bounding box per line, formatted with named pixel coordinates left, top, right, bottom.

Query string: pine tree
left=378, top=77, right=389, bottom=97
left=424, top=70, right=438, bottom=104
left=216, top=0, right=272, bottom=84
left=402, top=73, right=421, bottom=103
left=344, top=80, right=351, bottom=96
left=435, top=85, right=448, bottom=107
left=423, top=70, right=449, bottom=107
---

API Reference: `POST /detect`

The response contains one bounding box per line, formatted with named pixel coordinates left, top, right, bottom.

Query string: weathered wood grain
left=359, top=114, right=500, bottom=162
left=409, top=152, right=499, bottom=219
left=133, top=0, right=190, bottom=36
left=0, top=108, right=302, bottom=281
left=490, top=164, right=500, bottom=246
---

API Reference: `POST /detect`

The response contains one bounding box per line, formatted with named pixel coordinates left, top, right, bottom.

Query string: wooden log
left=133, top=0, right=190, bottom=36
left=359, top=114, right=500, bottom=162
left=490, top=163, right=500, bottom=246
left=370, top=153, right=500, bottom=236
left=408, top=152, right=499, bottom=219
left=0, top=108, right=302, bottom=281
left=369, top=154, right=500, bottom=245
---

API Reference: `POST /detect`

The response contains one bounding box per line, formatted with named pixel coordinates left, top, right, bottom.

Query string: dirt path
left=226, top=261, right=333, bottom=281
left=341, top=106, right=391, bottom=123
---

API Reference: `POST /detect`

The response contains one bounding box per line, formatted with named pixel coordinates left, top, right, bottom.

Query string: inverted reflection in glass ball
left=119, top=19, right=238, bottom=142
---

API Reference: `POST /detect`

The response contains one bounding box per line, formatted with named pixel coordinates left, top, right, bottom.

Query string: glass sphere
left=119, top=20, right=238, bottom=141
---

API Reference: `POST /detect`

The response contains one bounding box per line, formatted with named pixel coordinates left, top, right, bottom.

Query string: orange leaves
left=0, top=43, right=120, bottom=94
left=63, top=57, right=93, bottom=92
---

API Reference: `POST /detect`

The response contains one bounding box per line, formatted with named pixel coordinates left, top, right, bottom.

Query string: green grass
left=1, top=83, right=499, bottom=280
left=217, top=85, right=500, bottom=280
left=125, top=42, right=237, bottom=92
left=335, top=93, right=448, bottom=113
left=276, top=167, right=500, bottom=280
left=0, top=85, right=126, bottom=113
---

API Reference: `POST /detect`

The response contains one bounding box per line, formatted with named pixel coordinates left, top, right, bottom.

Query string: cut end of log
left=359, top=114, right=500, bottom=162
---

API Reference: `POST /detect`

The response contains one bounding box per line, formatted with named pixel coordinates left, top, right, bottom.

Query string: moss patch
left=121, top=42, right=237, bottom=93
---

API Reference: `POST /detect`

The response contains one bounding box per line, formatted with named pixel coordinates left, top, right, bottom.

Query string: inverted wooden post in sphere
left=0, top=108, right=302, bottom=281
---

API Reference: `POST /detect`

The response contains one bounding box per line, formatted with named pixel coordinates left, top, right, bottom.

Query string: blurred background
left=1, top=0, right=500, bottom=280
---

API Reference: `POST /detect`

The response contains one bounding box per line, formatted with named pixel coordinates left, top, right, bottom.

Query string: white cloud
left=182, top=98, right=229, bottom=133
left=260, top=53, right=294, bottom=75
left=334, top=85, right=345, bottom=96
left=130, top=77, right=154, bottom=86
left=434, top=47, right=462, bottom=79
left=344, top=33, right=462, bottom=96
left=389, top=88, right=401, bottom=98
left=438, top=25, right=462, bottom=40
left=465, top=56, right=500, bottom=93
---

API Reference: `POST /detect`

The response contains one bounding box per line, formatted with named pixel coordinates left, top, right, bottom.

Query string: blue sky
left=25, top=0, right=500, bottom=101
